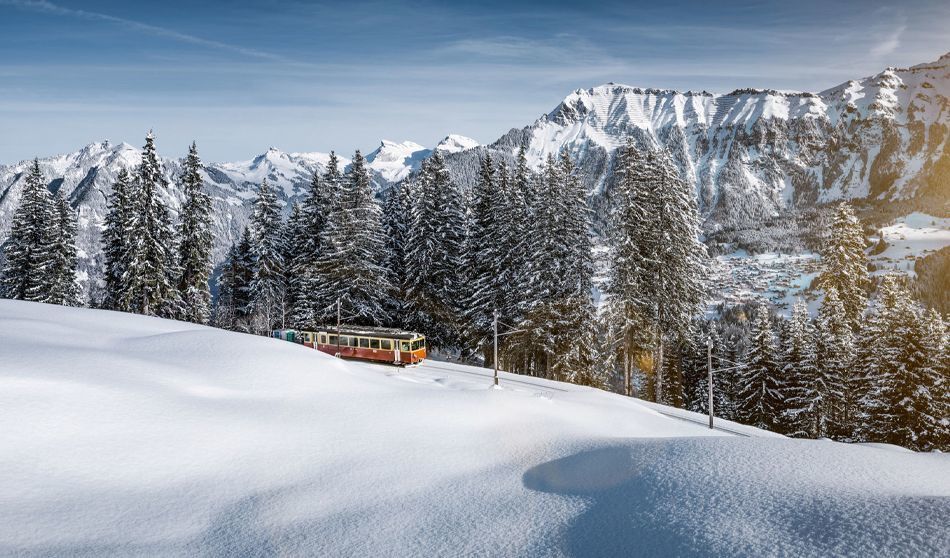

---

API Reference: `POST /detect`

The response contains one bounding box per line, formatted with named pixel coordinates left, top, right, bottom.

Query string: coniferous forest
left=2, top=132, right=947, bottom=452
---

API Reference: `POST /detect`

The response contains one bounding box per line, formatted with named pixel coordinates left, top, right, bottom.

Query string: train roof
left=308, top=325, right=424, bottom=340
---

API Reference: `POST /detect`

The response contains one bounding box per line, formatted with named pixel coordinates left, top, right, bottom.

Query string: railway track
left=648, top=409, right=751, bottom=437
left=420, top=362, right=570, bottom=393
left=373, top=360, right=751, bottom=437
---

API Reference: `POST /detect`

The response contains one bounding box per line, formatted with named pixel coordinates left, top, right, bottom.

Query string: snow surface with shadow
left=0, top=299, right=947, bottom=557
left=524, top=438, right=949, bottom=557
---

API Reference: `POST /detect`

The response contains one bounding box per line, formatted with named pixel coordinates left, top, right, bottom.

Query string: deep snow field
left=1, top=300, right=948, bottom=557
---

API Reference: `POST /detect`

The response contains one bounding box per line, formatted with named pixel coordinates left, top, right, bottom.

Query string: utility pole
left=336, top=298, right=341, bottom=358
left=493, top=308, right=499, bottom=387
left=707, top=336, right=714, bottom=429
left=490, top=310, right=524, bottom=388
left=705, top=342, right=746, bottom=431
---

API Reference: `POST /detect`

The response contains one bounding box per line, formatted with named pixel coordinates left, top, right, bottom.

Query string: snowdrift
left=0, top=300, right=947, bottom=556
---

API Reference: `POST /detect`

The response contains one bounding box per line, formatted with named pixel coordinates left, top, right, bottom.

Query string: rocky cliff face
left=446, top=53, right=949, bottom=232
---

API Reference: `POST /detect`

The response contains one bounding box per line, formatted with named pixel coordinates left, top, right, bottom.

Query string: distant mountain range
left=1, top=53, right=947, bottom=298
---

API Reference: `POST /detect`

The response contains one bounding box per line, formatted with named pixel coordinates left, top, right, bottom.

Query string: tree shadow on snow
left=523, top=442, right=723, bottom=558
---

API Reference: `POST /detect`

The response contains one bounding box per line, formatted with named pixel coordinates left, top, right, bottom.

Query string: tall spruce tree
left=461, top=154, right=503, bottom=362
left=604, top=143, right=706, bottom=401
left=215, top=241, right=242, bottom=330
left=48, top=191, right=81, bottom=306
left=815, top=202, right=870, bottom=331
left=405, top=151, right=465, bottom=346
left=505, top=145, right=533, bottom=321
left=382, top=179, right=414, bottom=329
left=857, top=275, right=928, bottom=449
left=292, top=161, right=336, bottom=326
left=917, top=308, right=949, bottom=450
left=315, top=151, right=391, bottom=326
left=1, top=159, right=56, bottom=301
left=737, top=305, right=783, bottom=430
left=780, top=300, right=820, bottom=437
left=102, top=169, right=135, bottom=310
left=512, top=152, right=597, bottom=380
left=215, top=228, right=255, bottom=332
left=248, top=178, right=286, bottom=333
left=122, top=131, right=179, bottom=317
left=176, top=142, right=213, bottom=324
left=815, top=287, right=855, bottom=439
left=281, top=202, right=306, bottom=328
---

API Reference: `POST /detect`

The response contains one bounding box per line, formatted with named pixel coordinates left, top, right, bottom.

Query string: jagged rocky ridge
left=1, top=54, right=947, bottom=297
left=442, top=53, right=949, bottom=233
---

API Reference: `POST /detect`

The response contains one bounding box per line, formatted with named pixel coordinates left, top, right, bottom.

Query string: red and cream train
left=271, top=326, right=427, bottom=365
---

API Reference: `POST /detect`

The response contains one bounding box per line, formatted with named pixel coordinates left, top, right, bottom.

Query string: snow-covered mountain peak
left=366, top=139, right=431, bottom=182
left=435, top=134, right=479, bottom=153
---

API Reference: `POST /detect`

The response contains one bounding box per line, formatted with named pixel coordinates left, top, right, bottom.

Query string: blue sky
left=0, top=0, right=947, bottom=162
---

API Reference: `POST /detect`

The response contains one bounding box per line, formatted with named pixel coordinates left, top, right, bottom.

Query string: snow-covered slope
left=1, top=300, right=948, bottom=556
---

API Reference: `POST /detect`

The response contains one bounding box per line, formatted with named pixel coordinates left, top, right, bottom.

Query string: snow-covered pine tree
left=122, top=131, right=180, bottom=318
left=650, top=149, right=707, bottom=403
left=603, top=143, right=707, bottom=401
left=1, top=159, right=56, bottom=301
left=248, top=178, right=286, bottom=333
left=460, top=154, right=503, bottom=362
left=281, top=202, right=305, bottom=328
left=779, top=300, right=820, bottom=437
left=604, top=143, right=654, bottom=396
left=382, top=179, right=414, bottom=329
left=48, top=191, right=81, bottom=306
left=737, top=305, right=783, bottom=430
left=511, top=152, right=597, bottom=380
left=176, top=142, right=213, bottom=324
left=214, top=242, right=241, bottom=330
left=815, top=202, right=870, bottom=331
left=504, top=145, right=533, bottom=322
left=852, top=290, right=887, bottom=443
left=215, top=228, right=256, bottom=332
left=857, top=275, right=929, bottom=449
left=292, top=161, right=337, bottom=327
left=102, top=169, right=135, bottom=310
left=917, top=308, right=949, bottom=451
left=815, top=287, right=855, bottom=439
left=316, top=151, right=391, bottom=326
left=404, top=151, right=465, bottom=347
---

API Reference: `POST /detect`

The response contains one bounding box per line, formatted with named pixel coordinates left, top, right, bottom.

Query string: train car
left=311, top=326, right=426, bottom=365
left=297, top=331, right=317, bottom=348
left=271, top=329, right=298, bottom=343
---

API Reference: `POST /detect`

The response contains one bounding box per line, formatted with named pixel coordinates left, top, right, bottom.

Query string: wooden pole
left=336, top=299, right=341, bottom=358
left=707, top=336, right=714, bottom=429
left=493, top=309, right=499, bottom=387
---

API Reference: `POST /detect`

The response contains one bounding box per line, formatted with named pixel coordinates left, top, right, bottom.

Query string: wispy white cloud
left=870, top=24, right=906, bottom=58
left=0, top=0, right=288, bottom=62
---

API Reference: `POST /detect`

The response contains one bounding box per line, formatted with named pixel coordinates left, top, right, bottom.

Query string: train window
left=319, top=334, right=326, bottom=344
left=400, top=341, right=410, bottom=351
left=328, top=335, right=337, bottom=345
left=359, top=338, right=370, bottom=348
left=370, top=339, right=380, bottom=349
left=381, top=340, right=392, bottom=350
left=411, top=339, right=424, bottom=351
left=349, top=336, right=359, bottom=347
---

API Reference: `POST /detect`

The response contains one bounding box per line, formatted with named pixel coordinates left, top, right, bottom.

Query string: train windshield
left=411, top=338, right=425, bottom=351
